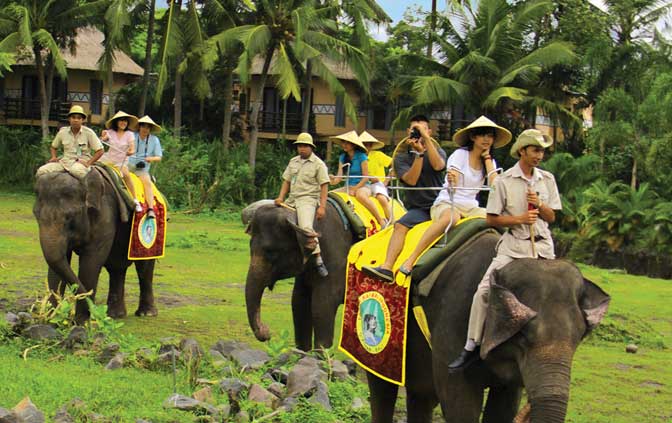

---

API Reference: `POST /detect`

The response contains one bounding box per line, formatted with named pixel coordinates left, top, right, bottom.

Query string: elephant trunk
left=39, top=225, right=88, bottom=295
left=522, top=345, right=573, bottom=423
left=245, top=254, right=273, bottom=342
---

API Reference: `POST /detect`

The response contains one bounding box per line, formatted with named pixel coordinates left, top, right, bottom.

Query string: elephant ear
left=580, top=277, right=610, bottom=338
left=84, top=169, right=105, bottom=215
left=480, top=282, right=537, bottom=359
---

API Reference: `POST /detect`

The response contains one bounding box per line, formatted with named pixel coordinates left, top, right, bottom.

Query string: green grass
left=0, top=192, right=670, bottom=422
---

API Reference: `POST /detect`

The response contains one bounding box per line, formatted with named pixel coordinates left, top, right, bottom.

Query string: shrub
left=0, top=126, right=47, bottom=188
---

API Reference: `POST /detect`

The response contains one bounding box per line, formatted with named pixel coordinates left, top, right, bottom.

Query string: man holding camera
left=363, top=115, right=446, bottom=283
left=129, top=116, right=163, bottom=219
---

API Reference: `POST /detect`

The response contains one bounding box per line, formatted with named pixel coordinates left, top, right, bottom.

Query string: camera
left=136, top=161, right=146, bottom=169
left=410, top=128, right=421, bottom=139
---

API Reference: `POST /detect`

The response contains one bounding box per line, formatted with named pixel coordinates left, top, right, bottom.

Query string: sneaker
left=448, top=347, right=481, bottom=371
left=134, top=200, right=143, bottom=213
left=362, top=266, right=394, bottom=283
left=315, top=256, right=329, bottom=277
left=381, top=218, right=390, bottom=229
left=147, top=208, right=156, bottom=219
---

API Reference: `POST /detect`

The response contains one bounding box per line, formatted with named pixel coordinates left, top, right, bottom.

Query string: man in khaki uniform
left=36, top=105, right=104, bottom=180
left=275, top=132, right=330, bottom=277
left=448, top=129, right=562, bottom=370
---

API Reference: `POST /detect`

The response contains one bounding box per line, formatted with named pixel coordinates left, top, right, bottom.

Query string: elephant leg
left=367, top=371, right=399, bottom=423
left=135, top=260, right=158, bottom=317
left=436, top=374, right=483, bottom=423
left=310, top=283, right=340, bottom=350
left=482, top=385, right=522, bottom=423
left=292, top=274, right=313, bottom=352
left=75, top=253, right=103, bottom=323
left=106, top=266, right=128, bottom=318
left=406, top=390, right=437, bottom=423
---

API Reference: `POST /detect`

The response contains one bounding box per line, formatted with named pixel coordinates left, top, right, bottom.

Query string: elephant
left=33, top=171, right=158, bottom=321
left=366, top=231, right=610, bottom=423
left=243, top=200, right=354, bottom=351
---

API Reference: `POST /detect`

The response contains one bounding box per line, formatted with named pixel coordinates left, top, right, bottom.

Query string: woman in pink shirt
left=100, top=111, right=142, bottom=212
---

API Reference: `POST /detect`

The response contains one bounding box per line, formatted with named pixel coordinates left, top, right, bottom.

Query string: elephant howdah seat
left=327, top=191, right=406, bottom=239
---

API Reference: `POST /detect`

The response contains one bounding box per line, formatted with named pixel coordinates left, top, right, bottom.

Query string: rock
left=329, top=359, right=350, bottom=380
left=192, top=386, right=213, bottom=403
left=267, top=382, right=285, bottom=398
left=248, top=384, right=277, bottom=409
left=218, top=378, right=250, bottom=401
left=274, top=352, right=292, bottom=366
left=5, top=312, right=19, bottom=327
left=286, top=360, right=327, bottom=397
left=12, top=397, right=44, bottom=423
left=162, top=394, right=217, bottom=416
left=281, top=397, right=298, bottom=412
left=234, top=410, right=249, bottom=423
left=135, top=420, right=152, bottom=423
left=229, top=347, right=270, bottom=370
left=0, top=407, right=18, bottom=423
left=105, top=353, right=125, bottom=370
left=86, top=413, right=109, bottom=422
left=17, top=312, right=33, bottom=327
left=308, top=381, right=331, bottom=411
left=158, top=339, right=179, bottom=355
left=97, top=343, right=120, bottom=364
left=53, top=408, right=74, bottom=423
left=342, top=359, right=358, bottom=376
left=91, top=332, right=106, bottom=348
left=63, top=327, right=88, bottom=350
left=208, top=349, right=225, bottom=361
left=351, top=397, right=367, bottom=410
left=216, top=405, right=230, bottom=420
left=23, top=324, right=60, bottom=341
left=626, top=344, right=638, bottom=354
left=268, top=368, right=288, bottom=384
left=157, top=350, right=181, bottom=365
left=135, top=348, right=156, bottom=367
left=180, top=338, right=204, bottom=359
left=211, top=340, right=242, bottom=356
left=296, top=356, right=320, bottom=368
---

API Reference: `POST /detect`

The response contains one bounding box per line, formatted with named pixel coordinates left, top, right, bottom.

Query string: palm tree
left=0, top=0, right=103, bottom=138
left=0, top=4, right=32, bottom=75
left=214, top=0, right=370, bottom=174
left=398, top=0, right=577, bottom=128
left=137, top=0, right=157, bottom=116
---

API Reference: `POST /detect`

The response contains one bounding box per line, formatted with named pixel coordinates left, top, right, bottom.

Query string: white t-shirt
left=434, top=148, right=496, bottom=209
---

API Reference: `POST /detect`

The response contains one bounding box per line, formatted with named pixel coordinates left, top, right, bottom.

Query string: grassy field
left=0, top=191, right=670, bottom=422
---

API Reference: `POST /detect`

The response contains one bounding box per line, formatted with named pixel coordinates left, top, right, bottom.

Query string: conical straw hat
left=332, top=130, right=367, bottom=152
left=105, top=110, right=139, bottom=130
left=359, top=131, right=385, bottom=150
left=137, top=115, right=162, bottom=134
left=452, top=116, right=512, bottom=148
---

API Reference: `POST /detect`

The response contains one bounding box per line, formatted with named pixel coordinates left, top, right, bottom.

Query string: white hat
left=452, top=116, right=512, bottom=148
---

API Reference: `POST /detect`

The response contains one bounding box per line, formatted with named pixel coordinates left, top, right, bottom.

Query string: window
left=334, top=94, right=345, bottom=127
left=90, top=80, right=103, bottom=115
left=366, top=105, right=390, bottom=130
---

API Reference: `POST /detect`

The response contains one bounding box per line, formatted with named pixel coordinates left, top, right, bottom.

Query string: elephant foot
left=135, top=305, right=158, bottom=317
left=107, top=306, right=127, bottom=319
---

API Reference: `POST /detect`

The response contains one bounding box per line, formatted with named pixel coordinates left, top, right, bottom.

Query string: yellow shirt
left=367, top=150, right=392, bottom=180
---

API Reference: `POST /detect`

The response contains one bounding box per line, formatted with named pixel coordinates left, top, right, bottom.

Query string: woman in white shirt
left=399, top=116, right=512, bottom=275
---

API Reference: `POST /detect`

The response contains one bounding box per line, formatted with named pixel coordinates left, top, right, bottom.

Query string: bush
left=0, top=126, right=47, bottom=188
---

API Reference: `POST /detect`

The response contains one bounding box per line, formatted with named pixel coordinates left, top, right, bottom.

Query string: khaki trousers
left=36, top=161, right=90, bottom=180
left=466, top=254, right=515, bottom=343
left=289, top=197, right=321, bottom=255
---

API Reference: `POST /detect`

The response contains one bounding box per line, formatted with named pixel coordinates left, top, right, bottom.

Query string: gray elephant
left=367, top=231, right=610, bottom=422
left=243, top=200, right=354, bottom=351
left=34, top=171, right=157, bottom=321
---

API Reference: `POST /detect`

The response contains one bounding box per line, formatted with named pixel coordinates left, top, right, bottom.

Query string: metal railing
left=258, top=110, right=315, bottom=134
left=0, top=98, right=71, bottom=121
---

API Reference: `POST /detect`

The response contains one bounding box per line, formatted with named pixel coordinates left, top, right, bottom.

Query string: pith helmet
left=510, top=129, right=553, bottom=158
left=452, top=116, right=512, bottom=148
left=293, top=132, right=316, bottom=148
left=67, top=105, right=87, bottom=119
left=137, top=115, right=162, bottom=134
left=105, top=110, right=139, bottom=130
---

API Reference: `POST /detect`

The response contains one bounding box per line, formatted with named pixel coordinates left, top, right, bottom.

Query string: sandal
left=398, top=265, right=412, bottom=277
left=147, top=208, right=156, bottom=219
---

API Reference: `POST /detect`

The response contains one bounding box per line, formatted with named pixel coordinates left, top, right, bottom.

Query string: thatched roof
left=16, top=27, right=144, bottom=76
left=250, top=54, right=355, bottom=80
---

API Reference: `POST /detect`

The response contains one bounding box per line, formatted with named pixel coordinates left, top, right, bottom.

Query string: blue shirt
left=339, top=150, right=368, bottom=185
left=129, top=133, right=163, bottom=172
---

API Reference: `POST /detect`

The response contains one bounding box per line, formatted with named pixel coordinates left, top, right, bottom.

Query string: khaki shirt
left=486, top=162, right=561, bottom=259
left=52, top=126, right=103, bottom=165
left=282, top=153, right=330, bottom=204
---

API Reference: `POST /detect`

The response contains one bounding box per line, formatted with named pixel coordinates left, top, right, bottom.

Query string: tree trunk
left=630, top=157, right=637, bottom=189
left=34, top=47, right=49, bottom=139
left=221, top=65, right=233, bottom=149
left=248, top=48, right=274, bottom=174
left=174, top=70, right=182, bottom=137
left=138, top=0, right=156, bottom=116
left=282, top=98, right=287, bottom=140
left=45, top=57, right=55, bottom=114
left=106, top=68, right=115, bottom=119
left=426, top=0, right=437, bottom=57
left=199, top=99, right=204, bottom=121
left=301, top=60, right=313, bottom=133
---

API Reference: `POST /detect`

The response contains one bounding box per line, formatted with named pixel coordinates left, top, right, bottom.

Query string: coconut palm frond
left=506, top=41, right=576, bottom=72
left=498, top=63, right=541, bottom=86
left=273, top=43, right=301, bottom=101
left=511, top=0, right=553, bottom=33
left=449, top=50, right=498, bottom=78
left=482, top=86, right=527, bottom=108
left=32, top=29, right=66, bottom=77
left=412, top=75, right=468, bottom=106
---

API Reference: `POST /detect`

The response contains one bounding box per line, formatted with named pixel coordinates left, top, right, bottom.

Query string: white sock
left=464, top=339, right=477, bottom=351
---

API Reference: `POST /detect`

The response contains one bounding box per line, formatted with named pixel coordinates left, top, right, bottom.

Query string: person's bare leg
left=401, top=209, right=460, bottom=271
left=141, top=174, right=154, bottom=209
left=381, top=223, right=410, bottom=270
left=356, top=188, right=384, bottom=226
left=376, top=194, right=392, bottom=220
left=121, top=166, right=137, bottom=199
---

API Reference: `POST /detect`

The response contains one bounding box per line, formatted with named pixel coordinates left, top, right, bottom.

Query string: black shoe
left=315, top=257, right=329, bottom=277
left=448, top=347, right=480, bottom=371
left=147, top=208, right=156, bottom=219
left=362, top=266, right=394, bottom=283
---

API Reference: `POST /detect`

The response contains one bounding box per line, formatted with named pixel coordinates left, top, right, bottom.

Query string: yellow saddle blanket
left=329, top=191, right=406, bottom=237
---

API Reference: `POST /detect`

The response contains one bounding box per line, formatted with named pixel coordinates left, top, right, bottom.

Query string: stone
left=53, top=409, right=74, bottom=423
left=248, top=384, right=277, bottom=409
left=12, top=397, right=45, bottom=423
left=229, top=347, right=270, bottom=370
left=158, top=339, right=179, bottom=355
left=5, top=312, right=19, bottom=327
left=218, top=378, right=249, bottom=401
left=267, top=382, right=285, bottom=398
left=162, top=394, right=218, bottom=416
left=63, top=327, right=88, bottom=350
left=273, top=352, right=292, bottom=366
left=329, top=359, right=350, bottom=380
left=351, top=397, right=367, bottom=410
left=269, top=368, right=289, bottom=384
left=157, top=350, right=181, bottom=365
left=208, top=349, right=225, bottom=361
left=280, top=397, right=298, bottom=412
left=286, top=361, right=327, bottom=397
left=180, top=338, right=204, bottom=359
left=17, top=312, right=33, bottom=326
left=308, top=381, right=331, bottom=411
left=105, top=353, right=125, bottom=370
left=0, top=407, right=18, bottom=423
left=296, top=356, right=320, bottom=368
left=135, top=348, right=156, bottom=367
left=23, top=324, right=60, bottom=341
left=91, top=332, right=106, bottom=348
left=192, top=386, right=213, bottom=403
left=234, top=410, right=249, bottom=423
left=97, top=343, right=120, bottom=364
left=626, top=344, right=638, bottom=354
left=342, top=359, right=358, bottom=376
left=211, top=340, right=243, bottom=356
left=216, top=405, right=230, bottom=420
